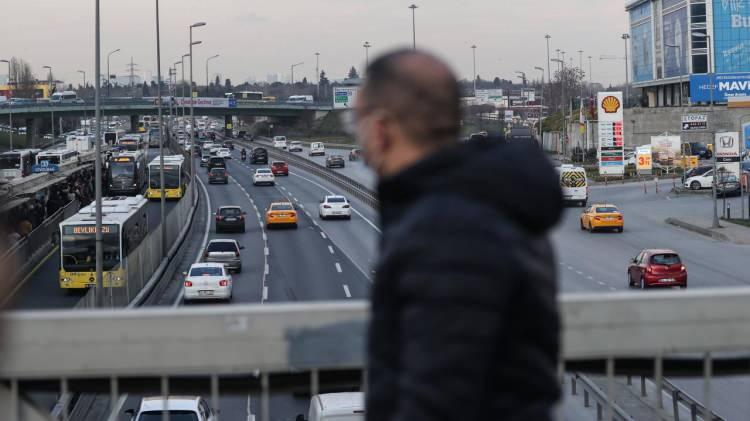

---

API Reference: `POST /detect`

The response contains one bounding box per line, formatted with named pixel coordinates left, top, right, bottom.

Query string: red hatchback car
left=271, top=161, right=289, bottom=176
left=628, top=249, right=687, bottom=289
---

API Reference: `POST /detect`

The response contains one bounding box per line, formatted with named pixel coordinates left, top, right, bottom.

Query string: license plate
left=659, top=278, right=674, bottom=283
left=225, top=217, right=236, bottom=221
left=332, top=211, right=342, bottom=215
left=199, top=290, right=214, bottom=296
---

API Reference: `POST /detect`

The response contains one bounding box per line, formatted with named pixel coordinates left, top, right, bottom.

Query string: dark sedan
left=208, top=167, right=229, bottom=184
left=215, top=206, right=246, bottom=233
left=326, top=155, right=346, bottom=169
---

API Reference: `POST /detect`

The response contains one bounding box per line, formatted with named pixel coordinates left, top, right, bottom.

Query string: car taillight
left=680, top=265, right=686, bottom=271
left=184, top=280, right=193, bottom=287
left=235, top=251, right=240, bottom=257
left=617, top=215, right=623, bottom=220
left=219, top=280, right=228, bottom=287
left=204, top=251, right=209, bottom=258
left=323, top=205, right=331, bottom=208
left=646, top=266, right=653, bottom=274
left=216, top=215, right=223, bottom=221
left=240, top=215, right=245, bottom=220
left=594, top=216, right=601, bottom=221
left=343, top=205, right=350, bottom=208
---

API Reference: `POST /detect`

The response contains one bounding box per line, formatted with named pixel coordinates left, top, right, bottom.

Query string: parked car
left=215, top=205, right=246, bottom=233
left=686, top=142, right=712, bottom=160
left=326, top=155, right=345, bottom=169
left=684, top=169, right=714, bottom=190
left=683, top=165, right=712, bottom=180
left=208, top=167, right=229, bottom=184
left=203, top=239, right=243, bottom=273
left=319, top=195, right=352, bottom=220
left=182, top=263, right=232, bottom=302
left=628, top=249, right=687, bottom=289
left=348, top=149, right=362, bottom=161
left=716, top=174, right=741, bottom=197
left=271, top=161, right=289, bottom=176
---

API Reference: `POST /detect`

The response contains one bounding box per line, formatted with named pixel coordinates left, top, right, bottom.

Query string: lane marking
left=262, top=233, right=267, bottom=241
left=299, top=204, right=305, bottom=209
left=293, top=197, right=299, bottom=202
left=262, top=286, right=268, bottom=301
left=264, top=247, right=269, bottom=256
left=567, top=266, right=574, bottom=271
left=597, top=281, right=606, bottom=286
left=305, top=211, right=312, bottom=218
left=609, top=287, right=617, bottom=291
left=575, top=271, right=583, bottom=275
left=320, top=232, right=327, bottom=239
left=289, top=171, right=381, bottom=234
left=328, top=245, right=335, bottom=254
left=587, top=276, right=594, bottom=280
left=343, top=284, right=351, bottom=298
left=335, top=262, right=342, bottom=273
left=265, top=263, right=269, bottom=275
left=280, top=186, right=287, bottom=191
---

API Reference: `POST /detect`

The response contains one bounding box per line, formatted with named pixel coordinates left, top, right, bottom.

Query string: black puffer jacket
left=367, top=139, right=563, bottom=421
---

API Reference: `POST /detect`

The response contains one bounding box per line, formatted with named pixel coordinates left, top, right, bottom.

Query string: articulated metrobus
left=147, top=155, right=186, bottom=199
left=59, top=195, right=149, bottom=289
left=107, top=150, right=147, bottom=196
left=36, top=149, right=79, bottom=167
left=118, top=134, right=144, bottom=152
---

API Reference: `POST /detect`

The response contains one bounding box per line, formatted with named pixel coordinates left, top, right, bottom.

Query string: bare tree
left=10, top=57, right=38, bottom=98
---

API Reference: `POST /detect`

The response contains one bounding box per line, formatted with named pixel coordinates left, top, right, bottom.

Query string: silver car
left=203, top=239, right=243, bottom=273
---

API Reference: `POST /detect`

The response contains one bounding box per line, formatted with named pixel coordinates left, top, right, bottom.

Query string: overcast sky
left=0, top=1, right=629, bottom=88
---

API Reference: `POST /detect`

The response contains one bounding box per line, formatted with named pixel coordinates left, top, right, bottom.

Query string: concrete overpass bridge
left=0, top=98, right=334, bottom=143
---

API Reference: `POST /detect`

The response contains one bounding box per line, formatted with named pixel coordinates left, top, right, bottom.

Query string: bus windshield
left=62, top=232, right=120, bottom=272
left=120, top=141, right=139, bottom=151
left=39, top=155, right=61, bottom=165
left=0, top=155, right=21, bottom=169
left=150, top=167, right=180, bottom=189
left=110, top=161, right=135, bottom=179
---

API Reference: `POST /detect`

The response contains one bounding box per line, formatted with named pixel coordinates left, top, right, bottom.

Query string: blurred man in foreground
left=358, top=49, right=563, bottom=420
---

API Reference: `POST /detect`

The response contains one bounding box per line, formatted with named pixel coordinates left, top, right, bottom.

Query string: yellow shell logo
left=601, top=96, right=621, bottom=113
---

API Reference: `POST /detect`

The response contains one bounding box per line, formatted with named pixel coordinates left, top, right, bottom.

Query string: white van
left=309, top=142, right=325, bottom=157
left=50, top=91, right=84, bottom=104
left=557, top=164, right=588, bottom=207
left=301, top=393, right=364, bottom=421
left=273, top=136, right=288, bottom=150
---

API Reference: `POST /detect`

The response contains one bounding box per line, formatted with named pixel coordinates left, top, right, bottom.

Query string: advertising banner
left=662, top=7, right=688, bottom=78
left=650, top=135, right=681, bottom=167
left=476, top=89, right=504, bottom=105
left=333, top=87, right=359, bottom=109
left=597, top=92, right=625, bottom=175
left=631, top=21, right=654, bottom=82
left=690, top=73, right=750, bottom=102
left=504, top=110, right=514, bottom=122
left=32, top=161, right=59, bottom=173
left=681, top=114, right=708, bottom=131
left=175, top=97, right=230, bottom=108
left=712, top=0, right=750, bottom=74
left=715, top=131, right=741, bottom=178
left=636, top=145, right=653, bottom=174
left=743, top=122, right=750, bottom=150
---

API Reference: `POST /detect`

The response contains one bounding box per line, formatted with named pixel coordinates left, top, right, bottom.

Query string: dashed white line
left=609, top=287, right=617, bottom=291
left=299, top=204, right=305, bottom=209
left=587, top=276, right=594, bottom=280
left=343, top=284, right=351, bottom=298
left=262, top=286, right=268, bottom=301
left=567, top=266, right=574, bottom=271
left=264, top=247, right=269, bottom=256
left=328, top=245, right=335, bottom=254
left=575, top=271, right=583, bottom=275
left=280, top=186, right=287, bottom=191
left=320, top=231, right=327, bottom=239
left=305, top=211, right=312, bottom=218
left=262, top=233, right=267, bottom=241
left=293, top=197, right=299, bottom=202
left=335, top=262, right=342, bottom=273
left=265, top=263, right=269, bottom=275
left=597, top=281, right=606, bottom=286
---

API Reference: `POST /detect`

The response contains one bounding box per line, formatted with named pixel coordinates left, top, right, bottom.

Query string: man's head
left=356, top=50, right=461, bottom=178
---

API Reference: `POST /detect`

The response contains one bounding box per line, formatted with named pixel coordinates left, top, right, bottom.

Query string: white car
left=685, top=170, right=714, bottom=190
left=289, top=141, right=304, bottom=152
left=209, top=147, right=221, bottom=156
left=309, top=142, right=325, bottom=157
left=125, top=396, right=217, bottom=421
left=217, top=148, right=231, bottom=159
left=253, top=168, right=275, bottom=186
left=182, top=262, right=233, bottom=302
left=273, top=136, right=288, bottom=150
left=303, top=393, right=364, bottom=421
left=319, top=195, right=352, bottom=220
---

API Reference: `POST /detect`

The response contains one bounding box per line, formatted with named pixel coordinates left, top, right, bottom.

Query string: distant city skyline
left=0, top=1, right=629, bottom=90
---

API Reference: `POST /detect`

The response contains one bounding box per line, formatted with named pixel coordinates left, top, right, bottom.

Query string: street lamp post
left=93, top=0, right=104, bottom=307
left=77, top=70, right=87, bottom=133
left=588, top=55, right=593, bottom=99
left=173, top=61, right=181, bottom=124
left=291, top=62, right=304, bottom=85
left=1, top=59, right=12, bottom=150
left=471, top=45, right=477, bottom=96
left=551, top=58, right=565, bottom=156
left=622, top=34, right=630, bottom=106
left=181, top=53, right=189, bottom=117
left=363, top=42, right=371, bottom=68
left=544, top=35, right=551, bottom=85
left=409, top=4, right=418, bottom=50
left=535, top=66, right=545, bottom=148
left=315, top=52, right=320, bottom=99
left=190, top=22, right=206, bottom=199
left=43, top=66, right=54, bottom=141
left=107, top=48, right=120, bottom=98
left=693, top=31, right=719, bottom=228
left=154, top=0, right=167, bottom=258
left=206, top=54, right=219, bottom=95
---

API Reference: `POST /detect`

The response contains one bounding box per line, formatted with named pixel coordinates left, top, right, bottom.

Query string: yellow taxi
left=580, top=204, right=624, bottom=233
left=265, top=201, right=298, bottom=229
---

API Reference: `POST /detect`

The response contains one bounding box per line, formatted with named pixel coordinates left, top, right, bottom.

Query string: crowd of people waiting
left=2, top=168, right=95, bottom=246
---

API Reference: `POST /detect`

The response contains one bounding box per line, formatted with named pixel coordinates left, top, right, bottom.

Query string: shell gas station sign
left=597, top=92, right=625, bottom=176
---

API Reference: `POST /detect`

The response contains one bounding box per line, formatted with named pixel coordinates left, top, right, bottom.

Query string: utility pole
left=409, top=4, right=418, bottom=50
left=588, top=55, right=593, bottom=99
left=315, top=52, right=320, bottom=99
left=94, top=0, right=103, bottom=307
left=190, top=22, right=206, bottom=199
left=471, top=45, right=477, bottom=96
left=126, top=57, right=138, bottom=96
left=155, top=0, right=166, bottom=258
left=291, top=62, right=303, bottom=85
left=363, top=42, right=371, bottom=69
left=622, top=33, right=630, bottom=106
left=545, top=35, right=552, bottom=85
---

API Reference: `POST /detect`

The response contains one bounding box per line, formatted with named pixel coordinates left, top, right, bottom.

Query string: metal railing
left=2, top=288, right=750, bottom=420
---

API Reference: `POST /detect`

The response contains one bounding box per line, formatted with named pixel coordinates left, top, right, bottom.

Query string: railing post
left=641, top=375, right=647, bottom=397
left=672, top=390, right=681, bottom=421
left=690, top=403, right=698, bottom=421
left=596, top=401, right=603, bottom=420
left=571, top=376, right=577, bottom=396
left=584, top=388, right=590, bottom=408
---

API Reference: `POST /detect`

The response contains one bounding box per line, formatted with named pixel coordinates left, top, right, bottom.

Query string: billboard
left=631, top=21, right=654, bottom=82
left=175, top=97, right=231, bottom=108
left=333, top=87, right=359, bottom=109
left=690, top=72, right=750, bottom=102
left=597, top=92, right=625, bottom=176
left=662, top=7, right=688, bottom=78
left=715, top=131, right=741, bottom=178
left=650, top=135, right=681, bottom=167
left=475, top=89, right=504, bottom=105
left=636, top=145, right=653, bottom=174
left=681, top=114, right=708, bottom=131
left=713, top=0, right=750, bottom=74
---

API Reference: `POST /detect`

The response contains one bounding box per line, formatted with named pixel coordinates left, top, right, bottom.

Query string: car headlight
left=62, top=277, right=71, bottom=283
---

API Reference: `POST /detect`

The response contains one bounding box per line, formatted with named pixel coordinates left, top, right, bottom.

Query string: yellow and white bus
left=59, top=195, right=149, bottom=289
left=146, top=155, right=186, bottom=199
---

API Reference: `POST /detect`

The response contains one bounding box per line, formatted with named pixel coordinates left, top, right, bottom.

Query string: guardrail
left=237, top=139, right=378, bottom=208
left=571, top=373, right=633, bottom=421
left=2, top=288, right=750, bottom=420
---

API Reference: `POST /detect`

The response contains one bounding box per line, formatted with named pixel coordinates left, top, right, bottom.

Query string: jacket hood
left=378, top=140, right=563, bottom=234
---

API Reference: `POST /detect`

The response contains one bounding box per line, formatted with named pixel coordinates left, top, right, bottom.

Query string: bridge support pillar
left=130, top=115, right=140, bottom=133
left=225, top=115, right=233, bottom=138
left=25, top=118, right=38, bottom=148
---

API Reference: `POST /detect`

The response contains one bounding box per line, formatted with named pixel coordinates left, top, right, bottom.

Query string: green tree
left=347, top=66, right=359, bottom=79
